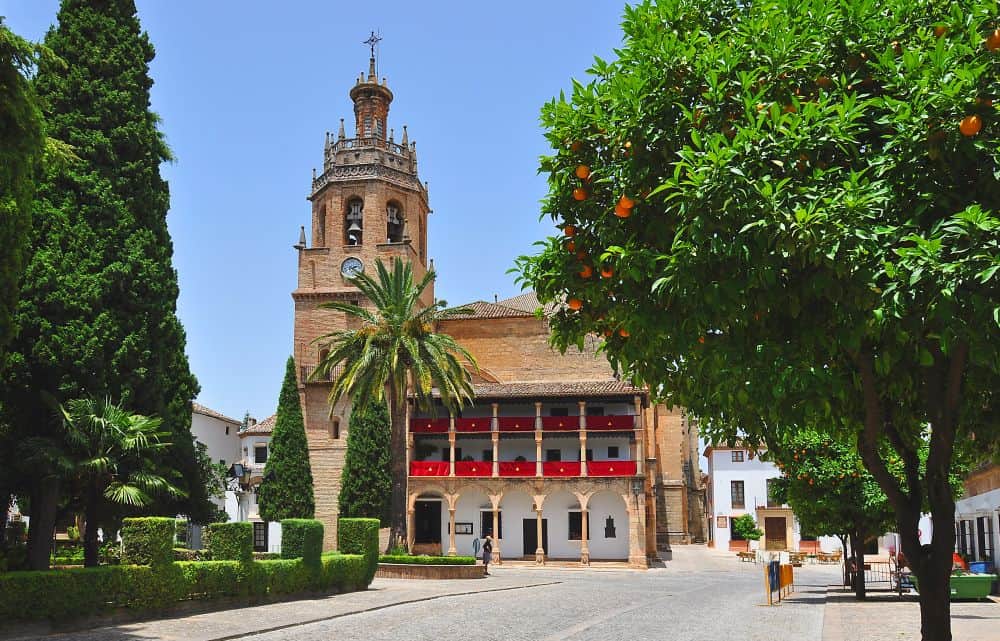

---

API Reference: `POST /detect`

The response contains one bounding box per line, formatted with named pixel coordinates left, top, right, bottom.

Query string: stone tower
left=293, top=53, right=431, bottom=549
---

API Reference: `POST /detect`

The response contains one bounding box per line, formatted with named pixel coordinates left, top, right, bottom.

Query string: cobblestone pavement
left=7, top=547, right=997, bottom=641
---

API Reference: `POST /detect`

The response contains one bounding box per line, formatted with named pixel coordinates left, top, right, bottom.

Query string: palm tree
left=62, top=397, right=183, bottom=566
left=313, top=257, right=476, bottom=551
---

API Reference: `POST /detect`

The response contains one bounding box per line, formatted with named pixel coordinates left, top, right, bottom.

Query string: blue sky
left=3, top=0, right=627, bottom=421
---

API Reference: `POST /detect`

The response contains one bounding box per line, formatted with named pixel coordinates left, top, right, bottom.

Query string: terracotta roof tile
left=445, top=300, right=535, bottom=320
left=192, top=402, right=241, bottom=425
left=241, top=413, right=275, bottom=435
left=421, top=380, right=644, bottom=400
left=497, top=291, right=549, bottom=315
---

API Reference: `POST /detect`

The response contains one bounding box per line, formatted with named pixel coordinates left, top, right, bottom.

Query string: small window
left=577, top=449, right=593, bottom=462
left=568, top=512, right=590, bottom=540
left=331, top=418, right=340, bottom=440
left=345, top=199, right=363, bottom=245
left=455, top=448, right=462, bottom=462
left=731, top=450, right=745, bottom=462
left=363, top=116, right=372, bottom=135
left=549, top=407, right=569, bottom=417
left=731, top=480, right=745, bottom=509
left=253, top=522, right=268, bottom=552
left=545, top=449, right=561, bottom=462
left=608, top=446, right=620, bottom=459
left=386, top=203, right=404, bottom=243
left=585, top=406, right=605, bottom=416
left=219, top=459, right=226, bottom=466
left=604, top=516, right=616, bottom=538
left=255, top=445, right=268, bottom=464
left=225, top=425, right=230, bottom=436
left=482, top=449, right=493, bottom=462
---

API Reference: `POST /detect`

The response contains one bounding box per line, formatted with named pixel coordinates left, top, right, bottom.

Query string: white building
left=188, top=404, right=280, bottom=553
left=954, top=464, right=999, bottom=570
left=704, top=444, right=839, bottom=553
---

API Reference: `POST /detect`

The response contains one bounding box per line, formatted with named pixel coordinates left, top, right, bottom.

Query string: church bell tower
left=292, top=37, right=432, bottom=548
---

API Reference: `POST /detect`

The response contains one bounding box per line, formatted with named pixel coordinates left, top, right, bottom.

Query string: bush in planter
left=731, top=514, right=763, bottom=542
left=206, top=522, right=252, bottom=563
left=338, top=518, right=379, bottom=583
left=378, top=554, right=476, bottom=565
left=122, top=517, right=176, bottom=566
left=281, top=519, right=324, bottom=567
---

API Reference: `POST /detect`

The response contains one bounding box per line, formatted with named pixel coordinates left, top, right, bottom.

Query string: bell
left=347, top=222, right=362, bottom=234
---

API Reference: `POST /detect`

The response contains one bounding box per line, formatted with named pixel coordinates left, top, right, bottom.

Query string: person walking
left=482, top=535, right=493, bottom=576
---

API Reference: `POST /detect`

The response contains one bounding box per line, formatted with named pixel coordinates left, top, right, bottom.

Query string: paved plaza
left=5, top=547, right=998, bottom=641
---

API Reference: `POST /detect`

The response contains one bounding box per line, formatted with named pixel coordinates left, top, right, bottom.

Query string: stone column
left=625, top=490, right=649, bottom=568
left=491, top=494, right=503, bottom=565
left=534, top=496, right=546, bottom=565
left=448, top=507, right=457, bottom=556
left=535, top=402, right=544, bottom=477
left=492, top=402, right=500, bottom=476
left=633, top=395, right=646, bottom=476
left=406, top=433, right=415, bottom=473
left=449, top=413, right=456, bottom=477
left=406, top=502, right=416, bottom=553
left=579, top=494, right=591, bottom=566
left=578, top=401, right=588, bottom=477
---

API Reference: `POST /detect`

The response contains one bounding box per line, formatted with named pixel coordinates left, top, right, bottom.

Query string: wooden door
left=764, top=517, right=787, bottom=550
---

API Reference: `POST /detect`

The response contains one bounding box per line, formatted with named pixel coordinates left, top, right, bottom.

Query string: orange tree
left=515, top=2, right=999, bottom=639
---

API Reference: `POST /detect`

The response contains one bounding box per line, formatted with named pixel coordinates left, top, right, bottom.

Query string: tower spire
left=363, top=31, right=382, bottom=81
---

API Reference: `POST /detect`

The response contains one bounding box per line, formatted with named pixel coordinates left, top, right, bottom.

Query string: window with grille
left=731, top=450, right=745, bottom=462
left=731, top=480, right=745, bottom=509
left=253, top=522, right=268, bottom=552
left=254, top=445, right=267, bottom=464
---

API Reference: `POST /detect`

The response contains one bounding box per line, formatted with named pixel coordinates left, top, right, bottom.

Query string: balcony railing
left=408, top=460, right=638, bottom=478
left=410, top=414, right=637, bottom=433
left=454, top=417, right=491, bottom=433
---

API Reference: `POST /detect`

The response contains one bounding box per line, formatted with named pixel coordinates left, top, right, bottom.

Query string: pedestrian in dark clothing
left=482, top=536, right=493, bottom=576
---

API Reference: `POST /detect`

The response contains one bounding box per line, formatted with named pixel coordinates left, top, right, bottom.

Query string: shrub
left=731, top=514, right=763, bottom=541
left=177, top=560, right=260, bottom=600
left=207, top=522, right=252, bottom=563
left=320, top=553, right=368, bottom=591
left=4, top=521, right=26, bottom=546
left=258, top=558, right=311, bottom=594
left=281, top=519, right=323, bottom=566
left=122, top=517, right=176, bottom=566
left=337, top=517, right=379, bottom=584
left=254, top=552, right=281, bottom=560
left=378, top=554, right=476, bottom=565
left=172, top=548, right=206, bottom=562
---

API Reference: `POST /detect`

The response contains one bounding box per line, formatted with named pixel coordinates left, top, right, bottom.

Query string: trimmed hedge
left=207, top=522, right=252, bottom=563
left=0, top=554, right=371, bottom=622
left=378, top=554, right=476, bottom=566
left=337, top=518, right=379, bottom=584
left=281, top=519, right=323, bottom=567
left=122, top=517, right=175, bottom=566
left=172, top=548, right=206, bottom=562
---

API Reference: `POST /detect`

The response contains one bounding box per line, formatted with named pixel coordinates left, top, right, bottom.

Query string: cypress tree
left=338, top=401, right=390, bottom=525
left=258, top=357, right=315, bottom=521
left=1, top=0, right=208, bottom=569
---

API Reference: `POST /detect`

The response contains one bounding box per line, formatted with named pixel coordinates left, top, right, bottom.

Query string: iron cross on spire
left=363, top=31, right=382, bottom=59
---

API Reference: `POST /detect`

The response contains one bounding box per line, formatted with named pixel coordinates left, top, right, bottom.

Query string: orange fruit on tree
left=988, top=29, right=1000, bottom=52
left=570, top=141, right=583, bottom=153
left=618, top=327, right=629, bottom=337
left=624, top=141, right=632, bottom=149
left=579, top=265, right=593, bottom=279
left=960, top=114, right=982, bottom=137
left=565, top=239, right=576, bottom=253
left=977, top=97, right=994, bottom=108
left=575, top=165, right=591, bottom=180
left=614, top=204, right=632, bottom=218
left=564, top=225, right=577, bottom=237
left=698, top=335, right=706, bottom=344
left=934, top=24, right=947, bottom=38
left=572, top=187, right=588, bottom=201
left=618, top=194, right=635, bottom=209
left=600, top=265, right=614, bottom=278
left=603, top=329, right=613, bottom=338
left=567, top=298, right=583, bottom=311
left=576, top=250, right=588, bottom=260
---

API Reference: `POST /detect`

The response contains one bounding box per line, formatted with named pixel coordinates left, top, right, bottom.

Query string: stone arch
left=588, top=490, right=630, bottom=560
left=345, top=196, right=364, bottom=245
left=386, top=199, right=404, bottom=243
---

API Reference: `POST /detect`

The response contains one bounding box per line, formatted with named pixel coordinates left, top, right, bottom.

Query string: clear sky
left=2, top=0, right=627, bottom=421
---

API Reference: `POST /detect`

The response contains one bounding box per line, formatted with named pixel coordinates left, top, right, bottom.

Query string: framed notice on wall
left=455, top=522, right=474, bottom=535
left=717, top=516, right=728, bottom=529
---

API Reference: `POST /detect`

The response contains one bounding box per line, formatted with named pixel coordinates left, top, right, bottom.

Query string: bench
left=737, top=551, right=756, bottom=563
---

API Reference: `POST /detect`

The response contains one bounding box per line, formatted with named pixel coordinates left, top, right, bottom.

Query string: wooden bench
left=737, top=551, right=756, bottom=563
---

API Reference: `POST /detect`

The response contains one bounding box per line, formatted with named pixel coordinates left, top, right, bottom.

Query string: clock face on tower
left=341, top=257, right=364, bottom=278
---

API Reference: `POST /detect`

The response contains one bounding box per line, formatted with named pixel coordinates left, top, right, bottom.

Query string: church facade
left=292, top=54, right=705, bottom=563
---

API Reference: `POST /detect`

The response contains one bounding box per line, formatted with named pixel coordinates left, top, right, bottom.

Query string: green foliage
left=339, top=401, right=391, bottom=525
left=280, top=519, right=324, bottom=566
left=314, top=258, right=477, bottom=546
left=258, top=356, right=315, bottom=521
left=730, top=514, right=762, bottom=541
left=514, top=2, right=999, bottom=632
left=206, top=522, right=252, bottom=564
left=1, top=0, right=210, bottom=564
left=378, top=554, right=476, bottom=565
left=171, top=548, right=205, bottom=562
left=0, top=552, right=373, bottom=622
left=121, top=517, right=175, bottom=566
left=0, top=19, right=46, bottom=357
left=337, top=517, right=380, bottom=583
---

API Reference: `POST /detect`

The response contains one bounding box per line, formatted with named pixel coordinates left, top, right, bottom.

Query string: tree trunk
left=385, top=383, right=408, bottom=553
left=83, top=493, right=101, bottom=567
left=849, top=530, right=866, bottom=600
left=837, top=534, right=850, bottom=587
left=0, top=491, right=10, bottom=545
left=26, top=475, right=60, bottom=571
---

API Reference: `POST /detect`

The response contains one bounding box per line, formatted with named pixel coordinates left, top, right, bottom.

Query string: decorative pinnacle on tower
left=350, top=31, right=392, bottom=140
